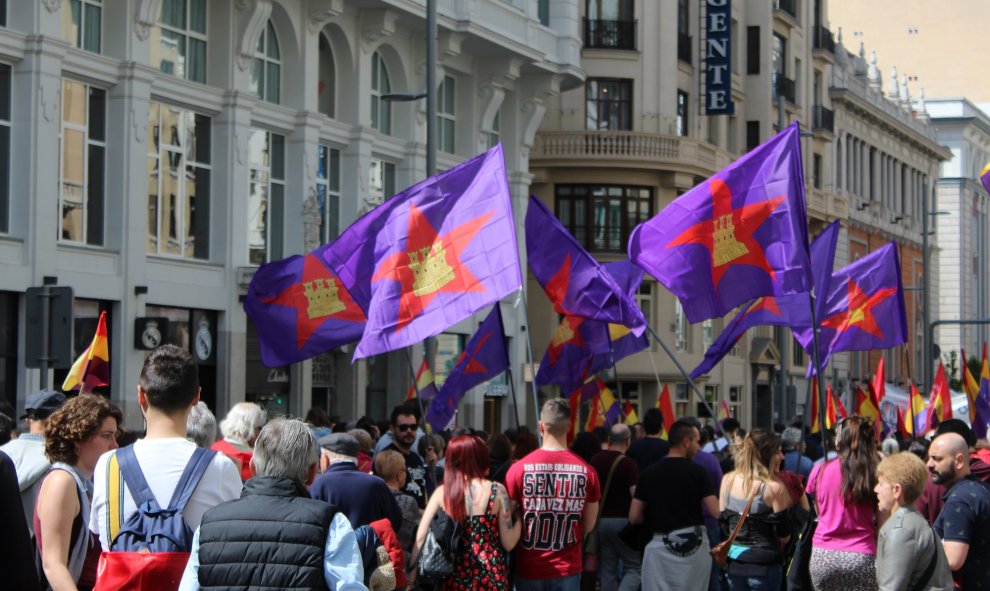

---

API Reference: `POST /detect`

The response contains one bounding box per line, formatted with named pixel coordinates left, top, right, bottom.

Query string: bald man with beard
left=928, top=433, right=990, bottom=589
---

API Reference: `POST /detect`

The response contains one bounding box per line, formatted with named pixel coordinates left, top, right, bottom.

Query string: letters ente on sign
left=705, top=0, right=734, bottom=115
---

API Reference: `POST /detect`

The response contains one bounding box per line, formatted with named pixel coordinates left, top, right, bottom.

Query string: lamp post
left=922, top=205, right=950, bottom=397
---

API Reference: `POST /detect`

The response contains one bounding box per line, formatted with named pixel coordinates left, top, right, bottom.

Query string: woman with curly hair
left=718, top=429, right=792, bottom=590
left=805, top=416, right=879, bottom=590
left=413, top=435, right=521, bottom=591
left=36, top=394, right=122, bottom=591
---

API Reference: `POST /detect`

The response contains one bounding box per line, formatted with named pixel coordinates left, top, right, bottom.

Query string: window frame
left=146, top=101, right=212, bottom=260
left=585, top=78, right=632, bottom=131
left=248, top=128, right=285, bottom=265
left=62, top=0, right=102, bottom=53
left=676, top=90, right=689, bottom=137
left=251, top=20, right=281, bottom=104
left=675, top=300, right=688, bottom=352
left=316, top=143, right=341, bottom=244
left=0, top=62, right=9, bottom=234
left=59, top=78, right=106, bottom=246
left=486, top=110, right=501, bottom=149
left=369, top=158, right=396, bottom=206
left=155, top=0, right=208, bottom=83
left=370, top=51, right=392, bottom=135
left=438, top=75, right=456, bottom=154
left=555, top=184, right=652, bottom=253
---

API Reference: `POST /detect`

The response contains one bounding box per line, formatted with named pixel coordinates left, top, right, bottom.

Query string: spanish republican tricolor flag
left=62, top=311, right=110, bottom=394
left=405, top=358, right=438, bottom=402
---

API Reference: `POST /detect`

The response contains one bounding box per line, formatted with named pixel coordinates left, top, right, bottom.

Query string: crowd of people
left=0, top=344, right=987, bottom=590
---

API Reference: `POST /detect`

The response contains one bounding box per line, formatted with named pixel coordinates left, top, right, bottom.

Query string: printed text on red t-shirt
left=520, top=463, right=589, bottom=551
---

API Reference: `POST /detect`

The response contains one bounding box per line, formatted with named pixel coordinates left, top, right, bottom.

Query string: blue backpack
left=109, top=445, right=216, bottom=553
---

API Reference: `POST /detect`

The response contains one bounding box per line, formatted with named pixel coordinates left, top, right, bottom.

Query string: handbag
left=417, top=508, right=460, bottom=585
left=617, top=521, right=651, bottom=553
left=710, top=484, right=759, bottom=569
left=785, top=465, right=823, bottom=591
left=583, top=454, right=624, bottom=556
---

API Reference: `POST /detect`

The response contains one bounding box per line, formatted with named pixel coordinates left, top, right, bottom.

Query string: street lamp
left=922, top=197, right=951, bottom=397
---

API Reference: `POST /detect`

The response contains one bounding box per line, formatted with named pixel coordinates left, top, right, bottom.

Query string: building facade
left=0, top=0, right=582, bottom=430
left=528, top=0, right=946, bottom=430
left=924, top=99, right=990, bottom=364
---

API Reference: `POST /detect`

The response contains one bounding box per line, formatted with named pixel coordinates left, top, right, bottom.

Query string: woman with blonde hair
left=806, top=416, right=879, bottom=590
left=211, top=402, right=266, bottom=481
left=36, top=394, right=122, bottom=591
left=718, top=428, right=792, bottom=590
left=413, top=435, right=520, bottom=590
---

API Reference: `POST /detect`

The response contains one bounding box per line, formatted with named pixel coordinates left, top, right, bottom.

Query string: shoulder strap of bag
left=166, top=448, right=216, bottom=511
left=909, top=525, right=941, bottom=591
left=593, top=454, right=624, bottom=529
left=115, top=445, right=162, bottom=511
left=722, top=483, right=760, bottom=548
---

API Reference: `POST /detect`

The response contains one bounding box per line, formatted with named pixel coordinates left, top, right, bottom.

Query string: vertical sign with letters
left=705, top=0, right=734, bottom=115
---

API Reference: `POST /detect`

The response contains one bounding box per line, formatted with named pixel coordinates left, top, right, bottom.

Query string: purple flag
left=326, top=145, right=522, bottom=361
left=795, top=242, right=907, bottom=366
left=426, top=306, right=509, bottom=432
left=526, top=196, right=647, bottom=336
left=691, top=221, right=839, bottom=379
left=975, top=377, right=990, bottom=439
left=244, top=243, right=367, bottom=367
left=629, top=123, right=812, bottom=323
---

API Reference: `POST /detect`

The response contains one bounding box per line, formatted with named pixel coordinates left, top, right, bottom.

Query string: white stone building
left=0, top=0, right=582, bottom=430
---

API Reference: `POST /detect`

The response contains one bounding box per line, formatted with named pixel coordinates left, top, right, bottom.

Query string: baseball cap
left=318, top=433, right=359, bottom=458
left=22, top=389, right=66, bottom=420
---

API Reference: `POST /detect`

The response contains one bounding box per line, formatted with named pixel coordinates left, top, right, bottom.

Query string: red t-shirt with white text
left=505, top=448, right=601, bottom=579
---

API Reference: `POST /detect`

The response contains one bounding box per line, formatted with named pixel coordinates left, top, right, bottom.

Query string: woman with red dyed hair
left=413, top=435, right=521, bottom=590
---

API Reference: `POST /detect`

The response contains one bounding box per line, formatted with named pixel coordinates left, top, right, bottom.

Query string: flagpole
left=505, top=367, right=522, bottom=430
left=403, top=348, right=430, bottom=424
left=807, top=293, right=830, bottom=453
left=646, top=324, right=720, bottom=430
left=904, top=343, right=915, bottom=435
left=520, top=290, right=543, bottom=440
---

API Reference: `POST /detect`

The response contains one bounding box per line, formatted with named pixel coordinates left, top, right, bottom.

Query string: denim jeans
left=598, top=517, right=642, bottom=591
left=727, top=564, right=782, bottom=591
left=706, top=522, right=728, bottom=591
left=516, top=573, right=582, bottom=591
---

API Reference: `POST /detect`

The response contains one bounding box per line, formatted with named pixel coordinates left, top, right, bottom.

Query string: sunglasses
left=396, top=424, right=417, bottom=432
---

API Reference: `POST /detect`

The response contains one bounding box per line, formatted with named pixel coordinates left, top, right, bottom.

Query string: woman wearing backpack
left=412, top=435, right=521, bottom=591
left=35, top=395, right=122, bottom=591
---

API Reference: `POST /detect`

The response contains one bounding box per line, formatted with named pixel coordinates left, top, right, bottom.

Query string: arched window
left=252, top=21, right=280, bottom=104
left=318, top=34, right=335, bottom=117
left=370, top=51, right=391, bottom=135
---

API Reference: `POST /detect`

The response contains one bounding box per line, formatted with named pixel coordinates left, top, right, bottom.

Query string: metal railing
left=813, top=26, right=835, bottom=54
left=775, top=75, right=796, bottom=104
left=813, top=105, right=835, bottom=132
left=775, top=0, right=797, bottom=20
left=584, top=19, right=637, bottom=50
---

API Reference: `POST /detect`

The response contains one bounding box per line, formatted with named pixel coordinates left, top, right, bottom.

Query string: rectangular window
left=369, top=158, right=396, bottom=206
left=0, top=0, right=5, bottom=27
left=674, top=383, right=690, bottom=420
left=248, top=129, right=284, bottom=265
left=675, top=300, right=688, bottom=352
left=59, top=79, right=106, bottom=246
left=677, top=0, right=689, bottom=35
left=729, top=386, right=740, bottom=420
left=487, top=110, right=500, bottom=149
left=746, top=121, right=760, bottom=151
left=586, top=79, right=632, bottom=131
left=0, top=63, right=8, bottom=233
left=538, top=0, right=549, bottom=26
left=147, top=102, right=211, bottom=259
left=702, top=319, right=714, bottom=352
left=152, top=0, right=207, bottom=83
left=636, top=282, right=653, bottom=334
left=813, top=153, right=823, bottom=189
left=792, top=336, right=804, bottom=366
left=62, top=0, right=102, bottom=53
left=747, top=26, right=760, bottom=75
left=555, top=184, right=652, bottom=252
left=676, top=90, right=689, bottom=137
left=316, top=143, right=341, bottom=243
left=438, top=75, right=456, bottom=154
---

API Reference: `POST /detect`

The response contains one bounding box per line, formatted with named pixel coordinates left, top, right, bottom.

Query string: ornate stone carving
left=237, top=0, right=273, bottom=72
left=308, top=0, right=344, bottom=35
left=359, top=9, right=398, bottom=54
left=39, top=79, right=59, bottom=123
left=42, top=0, right=60, bottom=13
left=135, top=0, right=163, bottom=41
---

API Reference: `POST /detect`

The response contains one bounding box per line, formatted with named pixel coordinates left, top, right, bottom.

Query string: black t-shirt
left=590, top=450, right=639, bottom=518
left=627, top=437, right=670, bottom=472
left=934, top=476, right=990, bottom=590
left=387, top=443, right=429, bottom=508
left=634, top=457, right=715, bottom=533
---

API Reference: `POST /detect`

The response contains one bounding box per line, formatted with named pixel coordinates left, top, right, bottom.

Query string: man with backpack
left=178, top=418, right=366, bottom=591
left=89, top=345, right=242, bottom=587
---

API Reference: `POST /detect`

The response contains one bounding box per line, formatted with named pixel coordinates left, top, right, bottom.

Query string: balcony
left=678, top=32, right=692, bottom=65
left=584, top=19, right=637, bottom=51
left=812, top=105, right=835, bottom=133
left=530, top=130, right=734, bottom=177
left=775, top=0, right=798, bottom=20
left=774, top=75, right=796, bottom=104
left=813, top=26, right=836, bottom=55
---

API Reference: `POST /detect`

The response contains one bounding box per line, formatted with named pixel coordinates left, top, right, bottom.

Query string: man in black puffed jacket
left=178, top=419, right=366, bottom=591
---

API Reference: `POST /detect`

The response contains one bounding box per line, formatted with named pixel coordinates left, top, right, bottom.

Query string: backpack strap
left=115, top=445, right=163, bottom=512
left=166, top=447, right=216, bottom=511
left=106, top=451, right=124, bottom=543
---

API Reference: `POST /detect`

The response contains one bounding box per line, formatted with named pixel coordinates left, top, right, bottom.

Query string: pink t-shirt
left=505, top=448, right=601, bottom=579
left=806, top=460, right=876, bottom=554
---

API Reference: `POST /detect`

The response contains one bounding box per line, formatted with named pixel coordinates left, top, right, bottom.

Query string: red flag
left=826, top=384, right=839, bottom=426
left=657, top=384, right=677, bottom=440
left=925, top=361, right=953, bottom=432
left=895, top=406, right=910, bottom=439
left=831, top=385, right=848, bottom=419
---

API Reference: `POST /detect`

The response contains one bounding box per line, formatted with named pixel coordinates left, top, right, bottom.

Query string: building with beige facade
left=529, top=1, right=947, bottom=429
